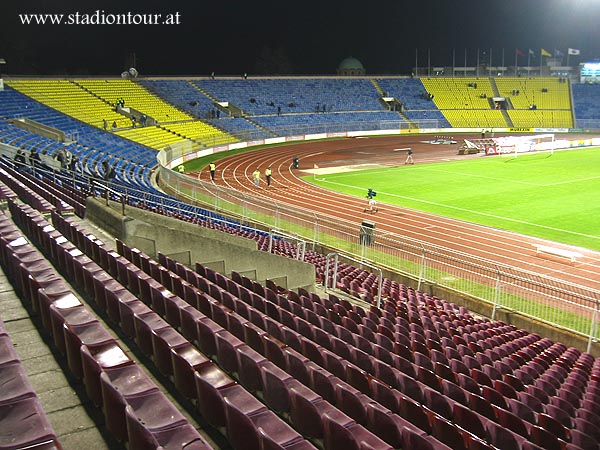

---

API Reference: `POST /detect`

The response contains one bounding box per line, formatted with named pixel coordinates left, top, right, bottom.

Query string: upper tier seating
left=75, top=79, right=192, bottom=123
left=376, top=78, right=450, bottom=127
left=7, top=79, right=132, bottom=129
left=572, top=83, right=600, bottom=127
left=0, top=87, right=157, bottom=166
left=253, top=111, right=404, bottom=135
left=194, top=78, right=386, bottom=115
left=495, top=78, right=571, bottom=110
left=78, top=79, right=238, bottom=146
left=138, top=79, right=218, bottom=118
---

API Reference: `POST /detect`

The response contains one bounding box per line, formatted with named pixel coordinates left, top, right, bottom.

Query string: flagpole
left=427, top=48, right=431, bottom=77
left=514, top=48, right=518, bottom=75
left=464, top=48, right=467, bottom=78
left=502, top=48, right=505, bottom=73
left=489, top=47, right=492, bottom=76
left=528, top=51, right=531, bottom=68
left=452, top=48, right=455, bottom=78
left=415, top=48, right=418, bottom=77
left=540, top=50, right=543, bottom=76
left=476, top=48, right=479, bottom=78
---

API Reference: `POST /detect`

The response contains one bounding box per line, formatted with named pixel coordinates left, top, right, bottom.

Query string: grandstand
left=7, top=79, right=132, bottom=129
left=421, top=77, right=574, bottom=128
left=1, top=75, right=600, bottom=450
left=75, top=79, right=193, bottom=123
left=7, top=79, right=237, bottom=152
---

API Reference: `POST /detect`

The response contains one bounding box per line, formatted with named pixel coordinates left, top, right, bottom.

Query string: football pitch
left=304, top=147, right=600, bottom=251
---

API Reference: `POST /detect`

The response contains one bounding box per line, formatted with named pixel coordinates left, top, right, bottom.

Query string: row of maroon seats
left=6, top=199, right=214, bottom=450
left=0, top=159, right=83, bottom=217
left=200, top=264, right=589, bottom=450
left=115, top=242, right=453, bottom=450
left=0, top=172, right=55, bottom=215
left=158, top=252, right=529, bottom=450
left=0, top=316, right=61, bottom=450
left=50, top=212, right=323, bottom=450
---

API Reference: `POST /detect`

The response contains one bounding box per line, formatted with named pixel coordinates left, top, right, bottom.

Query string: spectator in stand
left=69, top=155, right=80, bottom=172
left=29, top=148, right=41, bottom=168
left=14, top=150, right=26, bottom=166
left=101, top=160, right=115, bottom=180
left=55, top=148, right=68, bottom=170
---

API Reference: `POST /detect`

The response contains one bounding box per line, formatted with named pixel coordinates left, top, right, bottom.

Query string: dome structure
left=337, top=57, right=365, bottom=76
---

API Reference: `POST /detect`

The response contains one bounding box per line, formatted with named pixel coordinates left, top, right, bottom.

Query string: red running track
left=193, top=135, right=600, bottom=290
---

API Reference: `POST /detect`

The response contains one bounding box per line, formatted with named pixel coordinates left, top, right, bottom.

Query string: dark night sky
left=1, top=0, right=600, bottom=76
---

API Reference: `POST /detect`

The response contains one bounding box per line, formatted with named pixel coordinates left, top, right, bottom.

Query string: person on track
left=364, top=198, right=378, bottom=213
left=252, top=168, right=261, bottom=188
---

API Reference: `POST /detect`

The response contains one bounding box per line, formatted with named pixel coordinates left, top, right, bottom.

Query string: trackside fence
left=159, top=166, right=600, bottom=352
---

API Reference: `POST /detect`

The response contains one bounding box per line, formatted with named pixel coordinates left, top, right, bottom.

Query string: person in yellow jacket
left=265, top=166, right=272, bottom=187
left=209, top=162, right=216, bottom=181
left=252, top=168, right=261, bottom=188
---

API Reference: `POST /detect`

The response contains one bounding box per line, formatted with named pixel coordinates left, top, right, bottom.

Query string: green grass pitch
left=304, top=147, right=600, bottom=251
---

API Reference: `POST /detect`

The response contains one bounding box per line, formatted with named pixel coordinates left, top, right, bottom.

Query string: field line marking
left=319, top=165, right=600, bottom=188
left=315, top=179, right=600, bottom=241
left=544, top=175, right=600, bottom=186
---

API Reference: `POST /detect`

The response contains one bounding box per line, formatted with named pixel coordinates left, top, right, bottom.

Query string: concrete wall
left=85, top=197, right=315, bottom=291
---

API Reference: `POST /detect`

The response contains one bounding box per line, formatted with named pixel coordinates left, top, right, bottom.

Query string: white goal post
left=493, top=134, right=556, bottom=157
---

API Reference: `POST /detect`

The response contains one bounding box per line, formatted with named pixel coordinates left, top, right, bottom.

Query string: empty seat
left=453, top=402, right=486, bottom=440
left=495, top=407, right=530, bottom=439
left=171, top=344, right=211, bottom=399
left=528, top=424, right=563, bottom=450
left=430, top=415, right=467, bottom=450
left=365, top=402, right=414, bottom=449
left=261, top=363, right=301, bottom=413
left=322, top=411, right=392, bottom=450
left=224, top=395, right=309, bottom=450
left=125, top=390, right=189, bottom=450
left=484, top=420, right=520, bottom=450
left=0, top=362, right=35, bottom=405
left=398, top=393, right=431, bottom=433
left=100, top=365, right=159, bottom=442
left=0, top=396, right=59, bottom=449
left=506, top=397, right=536, bottom=424
left=80, top=342, right=133, bottom=407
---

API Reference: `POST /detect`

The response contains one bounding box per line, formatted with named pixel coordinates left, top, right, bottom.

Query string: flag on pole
left=516, top=48, right=525, bottom=57
left=541, top=48, right=552, bottom=57
left=568, top=48, right=581, bottom=55
left=554, top=49, right=564, bottom=57
left=528, top=48, right=535, bottom=55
